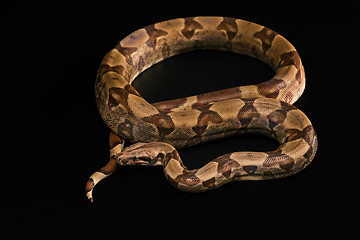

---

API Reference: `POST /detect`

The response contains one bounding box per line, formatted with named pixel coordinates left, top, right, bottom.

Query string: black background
left=2, top=2, right=357, bottom=238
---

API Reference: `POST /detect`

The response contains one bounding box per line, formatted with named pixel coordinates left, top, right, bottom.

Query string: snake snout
left=115, top=147, right=154, bottom=166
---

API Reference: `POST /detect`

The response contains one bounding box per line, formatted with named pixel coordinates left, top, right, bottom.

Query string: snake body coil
left=85, top=17, right=317, bottom=202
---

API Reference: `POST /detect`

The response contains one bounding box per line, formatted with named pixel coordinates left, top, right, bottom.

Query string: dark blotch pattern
left=192, top=109, right=223, bottom=136
left=142, top=113, right=175, bottom=139
left=145, top=24, right=168, bottom=50
left=115, top=44, right=138, bottom=66
left=253, top=27, right=278, bottom=53
left=237, top=99, right=260, bottom=127
left=181, top=17, right=203, bottom=39
left=257, top=78, right=286, bottom=99
left=214, top=154, right=240, bottom=178
left=216, top=17, right=238, bottom=40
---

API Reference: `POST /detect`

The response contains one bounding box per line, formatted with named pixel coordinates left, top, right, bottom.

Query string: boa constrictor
left=85, top=16, right=318, bottom=202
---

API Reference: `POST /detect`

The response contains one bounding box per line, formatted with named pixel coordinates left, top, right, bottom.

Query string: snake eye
left=156, top=153, right=165, bottom=160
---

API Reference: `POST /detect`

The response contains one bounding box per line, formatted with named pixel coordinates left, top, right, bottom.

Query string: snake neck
left=115, top=142, right=207, bottom=190
left=113, top=142, right=230, bottom=192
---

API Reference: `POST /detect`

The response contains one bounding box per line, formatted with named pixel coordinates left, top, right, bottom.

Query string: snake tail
left=85, top=132, right=124, bottom=202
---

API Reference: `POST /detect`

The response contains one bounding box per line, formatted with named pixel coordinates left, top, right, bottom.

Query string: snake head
left=115, top=142, right=170, bottom=166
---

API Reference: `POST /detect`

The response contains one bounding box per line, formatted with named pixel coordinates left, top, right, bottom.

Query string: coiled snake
left=85, top=17, right=318, bottom=202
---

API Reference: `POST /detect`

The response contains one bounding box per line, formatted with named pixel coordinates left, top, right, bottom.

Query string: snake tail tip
left=85, top=178, right=95, bottom=203
left=86, top=191, right=94, bottom=203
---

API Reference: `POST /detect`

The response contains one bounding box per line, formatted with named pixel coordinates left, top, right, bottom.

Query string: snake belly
left=86, top=16, right=317, bottom=200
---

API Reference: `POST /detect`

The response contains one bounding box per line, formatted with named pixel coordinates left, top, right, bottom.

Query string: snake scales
left=85, top=16, right=318, bottom=202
